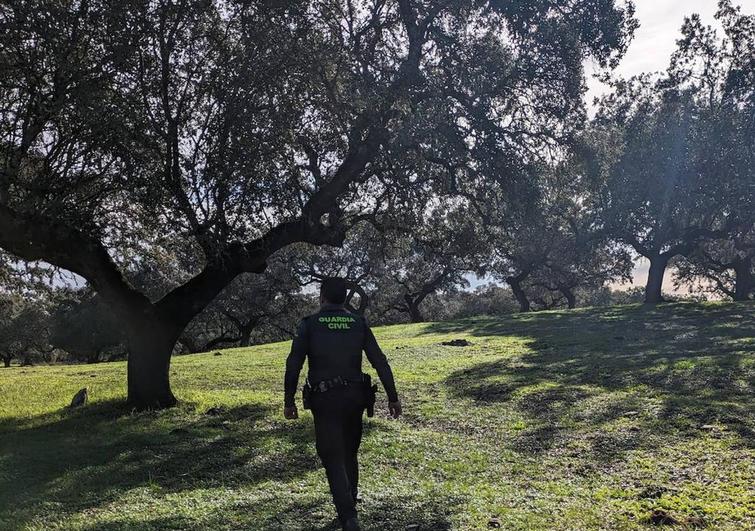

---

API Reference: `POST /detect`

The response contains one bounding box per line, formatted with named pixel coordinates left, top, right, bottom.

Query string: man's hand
left=284, top=405, right=298, bottom=419
left=388, top=400, right=402, bottom=419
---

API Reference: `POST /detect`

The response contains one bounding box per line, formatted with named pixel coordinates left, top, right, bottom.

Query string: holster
left=362, top=372, right=378, bottom=418
left=302, top=380, right=313, bottom=410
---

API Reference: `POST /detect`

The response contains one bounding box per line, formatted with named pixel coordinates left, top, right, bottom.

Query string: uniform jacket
left=284, top=303, right=399, bottom=407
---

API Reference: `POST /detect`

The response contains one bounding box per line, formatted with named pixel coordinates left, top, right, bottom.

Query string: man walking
left=283, top=277, right=402, bottom=531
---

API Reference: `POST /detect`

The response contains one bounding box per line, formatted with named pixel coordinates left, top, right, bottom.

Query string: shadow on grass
left=0, top=400, right=330, bottom=529
left=360, top=493, right=460, bottom=531
left=74, top=499, right=332, bottom=531
left=73, top=490, right=461, bottom=531
left=77, top=516, right=198, bottom=531
left=251, top=490, right=463, bottom=531
left=434, top=303, right=755, bottom=459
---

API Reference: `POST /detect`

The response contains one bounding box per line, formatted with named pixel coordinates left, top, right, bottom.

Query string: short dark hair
left=320, top=277, right=347, bottom=304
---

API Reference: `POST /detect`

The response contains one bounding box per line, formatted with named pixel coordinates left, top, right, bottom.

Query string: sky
left=586, top=0, right=755, bottom=105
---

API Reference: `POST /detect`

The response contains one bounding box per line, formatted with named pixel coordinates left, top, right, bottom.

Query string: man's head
left=320, top=277, right=347, bottom=305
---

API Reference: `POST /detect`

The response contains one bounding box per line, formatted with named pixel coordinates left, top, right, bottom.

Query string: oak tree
left=0, top=0, right=636, bottom=407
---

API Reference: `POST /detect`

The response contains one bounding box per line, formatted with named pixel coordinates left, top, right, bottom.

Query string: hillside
left=1, top=303, right=753, bottom=530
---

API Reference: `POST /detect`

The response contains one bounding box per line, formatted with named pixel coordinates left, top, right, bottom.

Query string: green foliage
left=0, top=293, right=49, bottom=367
left=590, top=1, right=755, bottom=302
left=371, top=205, right=488, bottom=322
left=0, top=0, right=638, bottom=407
left=49, top=290, right=125, bottom=363
left=1, top=302, right=753, bottom=529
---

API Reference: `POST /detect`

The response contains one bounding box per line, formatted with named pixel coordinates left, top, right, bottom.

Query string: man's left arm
left=363, top=321, right=401, bottom=418
left=283, top=319, right=308, bottom=418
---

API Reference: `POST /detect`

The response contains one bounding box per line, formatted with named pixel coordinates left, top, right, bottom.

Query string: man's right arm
left=284, top=318, right=308, bottom=409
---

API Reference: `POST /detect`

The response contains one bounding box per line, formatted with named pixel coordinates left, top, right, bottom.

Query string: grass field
left=1, top=302, right=754, bottom=530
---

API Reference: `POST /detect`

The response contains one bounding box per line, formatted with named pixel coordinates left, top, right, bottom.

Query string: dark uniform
left=284, top=302, right=399, bottom=524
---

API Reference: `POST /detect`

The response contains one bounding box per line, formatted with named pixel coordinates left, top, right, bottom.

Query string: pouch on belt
left=302, top=380, right=313, bottom=410
left=362, top=372, right=378, bottom=418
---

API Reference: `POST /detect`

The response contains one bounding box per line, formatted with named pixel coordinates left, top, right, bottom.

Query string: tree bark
left=561, top=287, right=576, bottom=309
left=3, top=357, right=10, bottom=368
left=178, top=335, right=198, bottom=354
left=126, top=322, right=180, bottom=409
left=408, top=303, right=423, bottom=323
left=733, top=256, right=753, bottom=301
left=507, top=277, right=531, bottom=312
left=404, top=294, right=424, bottom=323
left=644, top=254, right=669, bottom=304
left=239, top=326, right=253, bottom=347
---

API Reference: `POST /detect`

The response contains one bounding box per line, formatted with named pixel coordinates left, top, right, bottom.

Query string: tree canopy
left=0, top=0, right=636, bottom=407
left=591, top=1, right=754, bottom=302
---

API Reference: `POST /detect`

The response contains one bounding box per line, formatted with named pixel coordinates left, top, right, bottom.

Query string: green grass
left=1, top=302, right=754, bottom=530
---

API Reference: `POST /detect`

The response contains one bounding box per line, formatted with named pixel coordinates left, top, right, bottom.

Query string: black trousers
left=310, top=383, right=366, bottom=523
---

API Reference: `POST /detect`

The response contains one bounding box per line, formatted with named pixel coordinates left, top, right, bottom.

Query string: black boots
left=342, top=516, right=361, bottom=531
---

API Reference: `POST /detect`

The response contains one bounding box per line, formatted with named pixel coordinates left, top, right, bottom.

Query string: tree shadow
left=360, top=492, right=461, bottom=531
left=75, top=499, right=333, bottom=531
left=73, top=489, right=463, bottom=531
left=248, top=489, right=464, bottom=531
left=0, top=400, right=325, bottom=529
left=77, top=516, right=198, bottom=531
left=436, top=303, right=755, bottom=462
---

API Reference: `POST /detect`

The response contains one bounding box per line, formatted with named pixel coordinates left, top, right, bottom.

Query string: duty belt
left=308, top=375, right=365, bottom=393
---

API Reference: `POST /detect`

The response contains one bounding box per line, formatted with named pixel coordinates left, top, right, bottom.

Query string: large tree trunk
left=239, top=326, right=253, bottom=347
left=507, top=277, right=530, bottom=312
left=733, top=256, right=753, bottom=301
left=408, top=301, right=423, bottom=323
left=178, top=335, right=199, bottom=354
left=126, top=323, right=180, bottom=409
left=644, top=254, right=669, bottom=304
left=404, top=294, right=424, bottom=323
left=3, top=357, right=10, bottom=368
left=560, top=287, right=576, bottom=309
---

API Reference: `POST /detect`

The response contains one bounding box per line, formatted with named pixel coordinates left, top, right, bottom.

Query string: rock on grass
left=648, top=509, right=680, bottom=526
left=441, top=339, right=472, bottom=347
left=69, top=388, right=88, bottom=408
